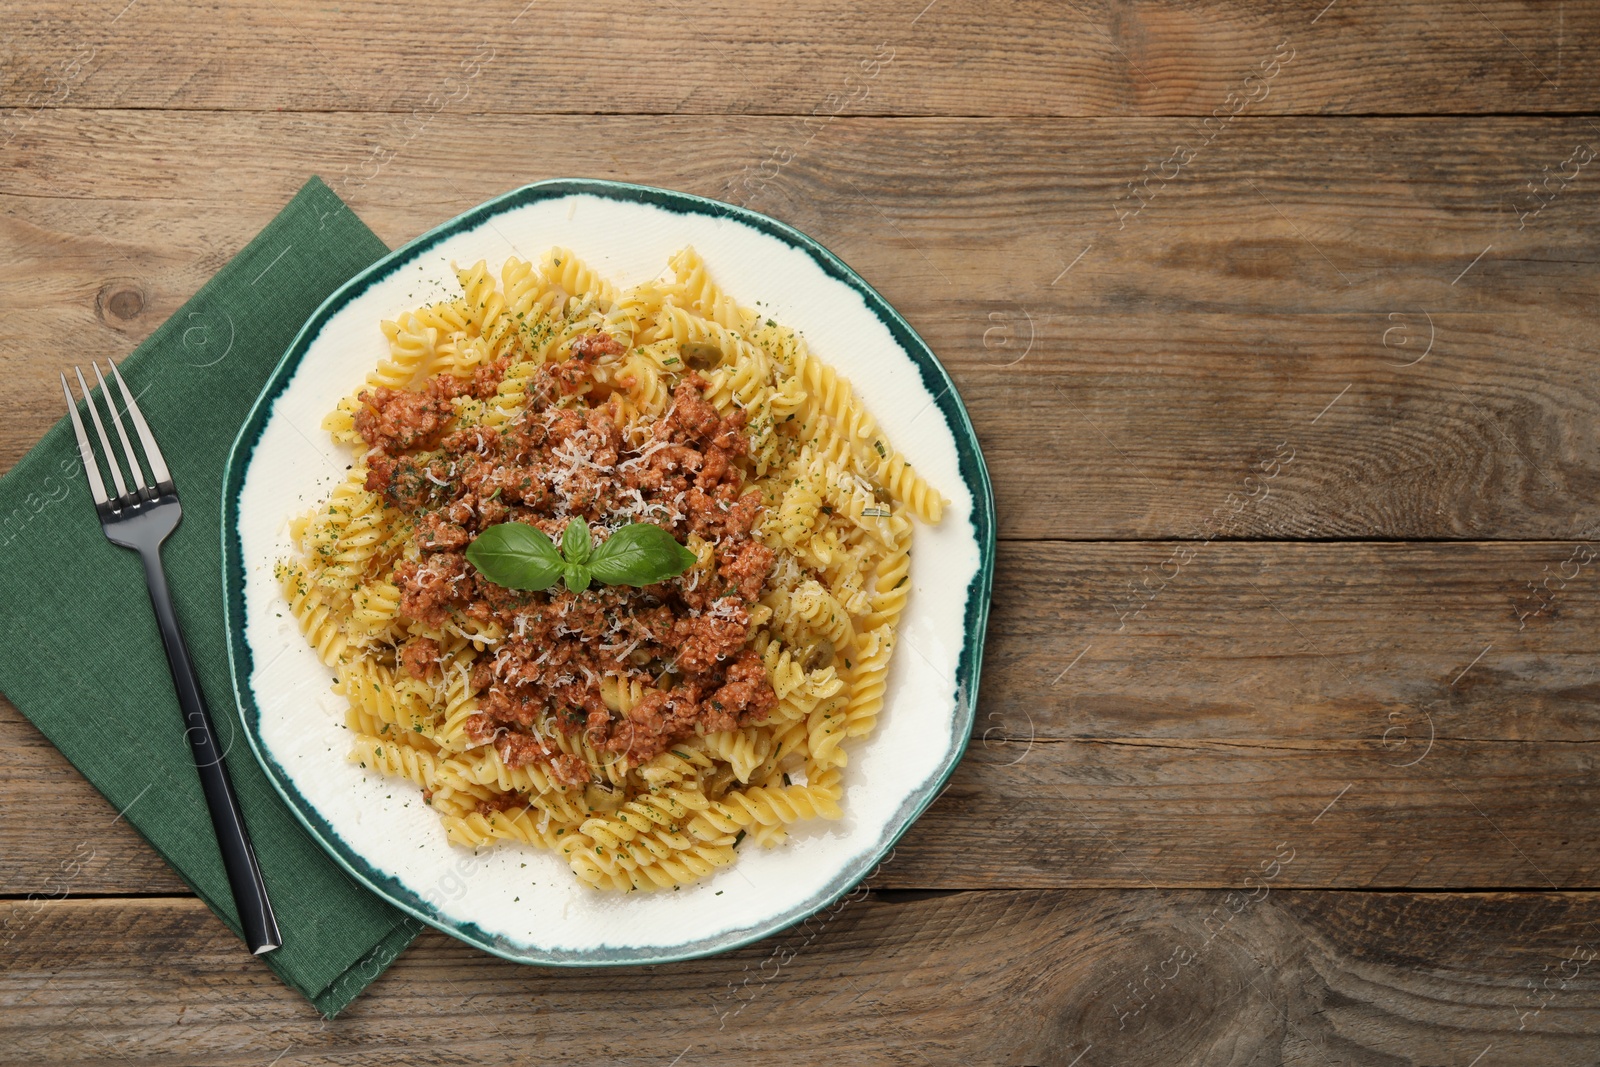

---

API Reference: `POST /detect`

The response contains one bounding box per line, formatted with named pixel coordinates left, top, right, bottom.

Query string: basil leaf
left=465, top=523, right=563, bottom=591
left=589, top=523, right=699, bottom=587
left=466, top=520, right=694, bottom=594
left=563, top=562, right=592, bottom=593
left=562, top=517, right=592, bottom=565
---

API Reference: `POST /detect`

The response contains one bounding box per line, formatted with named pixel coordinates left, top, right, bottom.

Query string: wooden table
left=6, top=1, right=1600, bottom=1062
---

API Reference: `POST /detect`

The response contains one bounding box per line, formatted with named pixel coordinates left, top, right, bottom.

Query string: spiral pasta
left=284, top=246, right=944, bottom=892
left=277, top=561, right=348, bottom=666
left=322, top=315, right=441, bottom=442
left=668, top=245, right=757, bottom=332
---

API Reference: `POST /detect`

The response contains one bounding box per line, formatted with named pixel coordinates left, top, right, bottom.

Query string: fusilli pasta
left=285, top=247, right=945, bottom=891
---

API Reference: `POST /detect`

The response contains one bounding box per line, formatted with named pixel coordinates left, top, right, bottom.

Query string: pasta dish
left=279, top=247, right=944, bottom=891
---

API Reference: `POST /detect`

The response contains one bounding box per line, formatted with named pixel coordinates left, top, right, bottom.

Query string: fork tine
left=61, top=373, right=110, bottom=506
left=106, top=358, right=171, bottom=485
left=93, top=361, right=148, bottom=491
left=75, top=366, right=128, bottom=500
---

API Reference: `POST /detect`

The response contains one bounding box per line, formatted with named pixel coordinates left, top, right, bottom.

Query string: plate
left=221, top=179, right=996, bottom=965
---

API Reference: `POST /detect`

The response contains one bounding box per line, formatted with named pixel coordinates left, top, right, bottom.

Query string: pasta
left=280, top=247, right=945, bottom=892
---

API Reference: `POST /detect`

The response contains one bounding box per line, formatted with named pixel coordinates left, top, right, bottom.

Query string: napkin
left=0, top=177, right=421, bottom=1016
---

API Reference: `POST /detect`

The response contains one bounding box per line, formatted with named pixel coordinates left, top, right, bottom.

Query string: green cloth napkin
left=0, top=177, right=421, bottom=1016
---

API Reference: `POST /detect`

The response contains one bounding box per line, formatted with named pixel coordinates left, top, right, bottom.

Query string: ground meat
left=476, top=494, right=509, bottom=527
left=462, top=714, right=496, bottom=748
left=684, top=485, right=764, bottom=541
left=548, top=754, right=592, bottom=787
left=364, top=455, right=393, bottom=495
left=696, top=444, right=733, bottom=490
left=478, top=685, right=543, bottom=729
left=426, top=359, right=509, bottom=404
left=469, top=357, right=512, bottom=400
left=371, top=347, right=777, bottom=770
left=441, top=425, right=496, bottom=458
left=600, top=687, right=707, bottom=761
left=718, top=541, right=775, bottom=603
left=546, top=359, right=590, bottom=395
left=670, top=601, right=750, bottom=674
left=710, top=413, right=746, bottom=453
left=569, top=331, right=625, bottom=362
left=475, top=792, right=522, bottom=816
left=623, top=443, right=699, bottom=495
left=710, top=649, right=778, bottom=727
left=400, top=637, right=441, bottom=681
left=353, top=387, right=452, bottom=453
left=495, top=732, right=551, bottom=769
left=666, top=377, right=721, bottom=441
left=393, top=553, right=469, bottom=627
left=365, top=454, right=463, bottom=515
left=416, top=512, right=470, bottom=552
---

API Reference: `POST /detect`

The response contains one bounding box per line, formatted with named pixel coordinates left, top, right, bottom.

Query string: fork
left=62, top=359, right=281, bottom=956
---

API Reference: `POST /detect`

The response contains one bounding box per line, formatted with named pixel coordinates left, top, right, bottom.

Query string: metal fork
left=62, top=360, right=281, bottom=956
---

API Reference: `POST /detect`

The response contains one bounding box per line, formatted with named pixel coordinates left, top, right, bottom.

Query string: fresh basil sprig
left=466, top=518, right=697, bottom=594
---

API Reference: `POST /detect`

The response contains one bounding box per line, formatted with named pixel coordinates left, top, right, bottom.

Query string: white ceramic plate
left=222, top=180, right=995, bottom=965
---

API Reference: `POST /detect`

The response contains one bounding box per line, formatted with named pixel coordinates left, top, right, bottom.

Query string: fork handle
left=138, top=545, right=282, bottom=955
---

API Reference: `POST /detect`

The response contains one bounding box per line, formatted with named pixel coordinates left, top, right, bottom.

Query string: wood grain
left=4, top=892, right=1599, bottom=1065
left=2, top=1, right=1595, bottom=118
left=6, top=114, right=1600, bottom=538
left=982, top=541, right=1600, bottom=743
left=4, top=0, right=1599, bottom=1052
left=8, top=542, right=1598, bottom=893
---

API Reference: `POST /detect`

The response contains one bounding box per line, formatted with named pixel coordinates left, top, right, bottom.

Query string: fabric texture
left=0, top=177, right=420, bottom=1016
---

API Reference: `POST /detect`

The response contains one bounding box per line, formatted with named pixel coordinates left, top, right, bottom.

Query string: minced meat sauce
left=355, top=335, right=777, bottom=784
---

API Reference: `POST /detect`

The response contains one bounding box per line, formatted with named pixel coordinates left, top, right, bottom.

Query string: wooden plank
left=982, top=541, right=1600, bottom=744
left=891, top=736, right=1600, bottom=888
left=6, top=114, right=1600, bottom=537
left=893, top=540, right=1600, bottom=888
left=3, top=892, right=1599, bottom=1063
left=2, top=1, right=1595, bottom=117
left=7, top=541, right=1599, bottom=892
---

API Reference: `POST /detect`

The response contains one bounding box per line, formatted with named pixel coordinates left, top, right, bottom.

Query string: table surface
left=6, top=1, right=1600, bottom=1063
